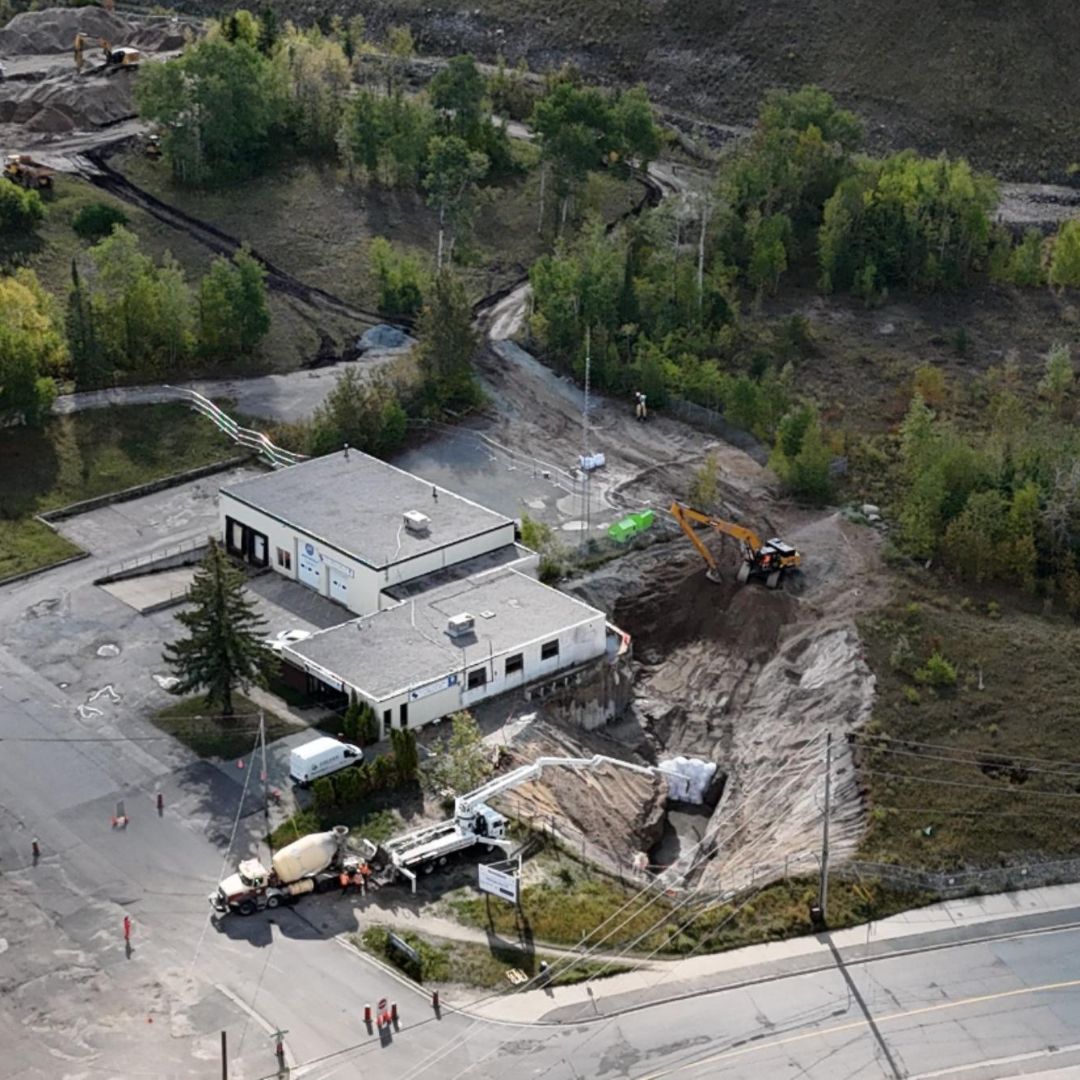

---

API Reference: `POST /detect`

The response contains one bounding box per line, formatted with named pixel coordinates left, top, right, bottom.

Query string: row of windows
left=277, top=547, right=292, bottom=570
left=465, top=639, right=559, bottom=690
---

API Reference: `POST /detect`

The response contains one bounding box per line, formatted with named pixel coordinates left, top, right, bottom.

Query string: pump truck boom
left=670, top=501, right=801, bottom=589
left=362, top=754, right=668, bottom=892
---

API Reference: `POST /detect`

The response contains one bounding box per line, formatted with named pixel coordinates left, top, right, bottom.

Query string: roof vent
left=403, top=510, right=431, bottom=534
left=480, top=610, right=496, bottom=619
left=446, top=613, right=475, bottom=638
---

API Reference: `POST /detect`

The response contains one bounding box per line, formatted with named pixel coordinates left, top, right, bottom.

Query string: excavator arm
left=670, top=500, right=764, bottom=569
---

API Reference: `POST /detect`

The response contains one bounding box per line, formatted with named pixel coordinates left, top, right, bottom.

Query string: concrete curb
left=486, top=907, right=1080, bottom=1027
left=0, top=549, right=90, bottom=589
left=37, top=455, right=252, bottom=523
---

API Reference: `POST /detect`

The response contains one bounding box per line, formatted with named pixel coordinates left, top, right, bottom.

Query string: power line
left=397, top=747, right=829, bottom=1080
left=853, top=741, right=1080, bottom=779
left=859, top=767, right=1080, bottom=798
left=853, top=732, right=1080, bottom=770
left=872, top=804, right=1080, bottom=819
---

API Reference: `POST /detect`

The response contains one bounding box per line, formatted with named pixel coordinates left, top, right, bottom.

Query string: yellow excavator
left=670, top=501, right=801, bottom=589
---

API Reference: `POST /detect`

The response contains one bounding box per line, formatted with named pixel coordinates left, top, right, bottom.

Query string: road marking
left=908, top=1040, right=1080, bottom=1079
left=638, top=977, right=1080, bottom=1078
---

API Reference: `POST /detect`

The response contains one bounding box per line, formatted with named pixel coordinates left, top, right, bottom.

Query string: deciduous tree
left=0, top=269, right=61, bottom=426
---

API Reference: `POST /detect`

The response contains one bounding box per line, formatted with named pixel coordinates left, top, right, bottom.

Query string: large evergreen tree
left=163, top=539, right=273, bottom=718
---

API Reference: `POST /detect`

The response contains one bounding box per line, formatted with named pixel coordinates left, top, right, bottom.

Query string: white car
left=265, top=628, right=312, bottom=655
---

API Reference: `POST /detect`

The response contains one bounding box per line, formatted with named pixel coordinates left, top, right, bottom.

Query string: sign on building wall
left=409, top=673, right=459, bottom=702
left=302, top=541, right=355, bottom=579
left=478, top=863, right=519, bottom=904
left=303, top=660, right=344, bottom=692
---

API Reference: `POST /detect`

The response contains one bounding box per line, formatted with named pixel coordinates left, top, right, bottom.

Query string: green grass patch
left=152, top=693, right=301, bottom=760
left=0, top=403, right=240, bottom=578
left=269, top=806, right=404, bottom=850
left=0, top=404, right=239, bottom=520
left=355, top=927, right=629, bottom=988
left=0, top=518, right=82, bottom=581
left=449, top=843, right=928, bottom=955
left=856, top=578, right=1080, bottom=871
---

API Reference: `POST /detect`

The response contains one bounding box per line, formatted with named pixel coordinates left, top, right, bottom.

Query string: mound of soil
left=612, top=546, right=797, bottom=660
left=0, top=8, right=185, bottom=55
left=497, top=721, right=667, bottom=871
left=0, top=70, right=135, bottom=131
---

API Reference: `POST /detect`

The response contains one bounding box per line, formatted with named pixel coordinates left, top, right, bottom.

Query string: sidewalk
left=465, top=881, right=1080, bottom=1024
left=362, top=900, right=667, bottom=971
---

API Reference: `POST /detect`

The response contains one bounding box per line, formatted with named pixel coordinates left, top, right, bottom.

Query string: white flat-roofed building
left=283, top=566, right=612, bottom=734
left=219, top=448, right=516, bottom=616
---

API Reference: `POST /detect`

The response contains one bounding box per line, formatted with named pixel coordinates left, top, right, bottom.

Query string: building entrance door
left=298, top=549, right=322, bottom=590
left=329, top=565, right=348, bottom=604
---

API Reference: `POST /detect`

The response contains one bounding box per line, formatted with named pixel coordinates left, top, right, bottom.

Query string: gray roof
left=286, top=567, right=604, bottom=700
left=221, top=450, right=512, bottom=570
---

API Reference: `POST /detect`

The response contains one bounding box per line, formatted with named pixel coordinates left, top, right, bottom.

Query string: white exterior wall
left=348, top=611, right=608, bottom=731
left=220, top=496, right=515, bottom=616
left=220, top=494, right=377, bottom=613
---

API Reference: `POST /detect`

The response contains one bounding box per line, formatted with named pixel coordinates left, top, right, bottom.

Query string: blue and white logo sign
left=304, top=543, right=315, bottom=556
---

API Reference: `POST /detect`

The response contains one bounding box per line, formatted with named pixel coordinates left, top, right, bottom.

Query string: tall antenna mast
left=582, top=326, right=591, bottom=550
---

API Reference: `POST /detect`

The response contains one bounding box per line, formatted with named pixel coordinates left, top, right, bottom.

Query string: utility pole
left=581, top=325, right=592, bottom=552
left=260, top=710, right=272, bottom=856
left=819, top=731, right=833, bottom=921
left=220, top=1030, right=228, bottom=1080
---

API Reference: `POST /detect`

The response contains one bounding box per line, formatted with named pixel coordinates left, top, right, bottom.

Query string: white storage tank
left=271, top=825, right=348, bottom=883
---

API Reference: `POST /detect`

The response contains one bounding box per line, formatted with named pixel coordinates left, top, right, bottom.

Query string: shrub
left=334, top=764, right=363, bottom=805
left=903, top=686, right=921, bottom=706
left=72, top=202, right=128, bottom=240
left=0, top=177, right=45, bottom=236
left=913, top=651, right=957, bottom=687
left=312, top=776, right=337, bottom=814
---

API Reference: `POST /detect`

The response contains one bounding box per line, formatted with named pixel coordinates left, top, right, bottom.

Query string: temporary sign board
left=478, top=863, right=519, bottom=904
left=387, top=932, right=420, bottom=964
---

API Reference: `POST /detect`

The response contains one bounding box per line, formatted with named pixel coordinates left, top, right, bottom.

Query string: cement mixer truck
left=210, top=825, right=361, bottom=917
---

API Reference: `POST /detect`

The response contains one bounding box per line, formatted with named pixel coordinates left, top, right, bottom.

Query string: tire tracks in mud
left=82, top=148, right=410, bottom=333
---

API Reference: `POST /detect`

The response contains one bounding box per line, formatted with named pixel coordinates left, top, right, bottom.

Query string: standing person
left=639, top=393, right=648, bottom=421
left=634, top=390, right=643, bottom=421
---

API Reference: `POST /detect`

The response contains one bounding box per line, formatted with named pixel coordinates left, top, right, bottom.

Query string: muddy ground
left=468, top=321, right=885, bottom=892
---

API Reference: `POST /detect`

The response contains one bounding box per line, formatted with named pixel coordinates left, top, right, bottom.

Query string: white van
left=289, top=737, right=363, bottom=787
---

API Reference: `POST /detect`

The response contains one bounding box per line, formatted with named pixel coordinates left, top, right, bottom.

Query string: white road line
left=214, top=981, right=297, bottom=1068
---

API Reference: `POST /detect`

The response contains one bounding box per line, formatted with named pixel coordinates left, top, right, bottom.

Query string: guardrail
left=98, top=536, right=207, bottom=581
left=166, top=386, right=306, bottom=469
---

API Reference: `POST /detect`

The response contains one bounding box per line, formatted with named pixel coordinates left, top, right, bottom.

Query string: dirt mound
left=0, top=8, right=186, bottom=55
left=613, top=546, right=797, bottom=661
left=0, top=71, right=135, bottom=131
left=496, top=720, right=667, bottom=872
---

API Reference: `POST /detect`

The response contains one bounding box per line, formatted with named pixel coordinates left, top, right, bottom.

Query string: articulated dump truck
left=210, top=826, right=360, bottom=917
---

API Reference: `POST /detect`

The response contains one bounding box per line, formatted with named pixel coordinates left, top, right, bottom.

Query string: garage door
left=329, top=566, right=348, bottom=604
left=298, top=552, right=322, bottom=591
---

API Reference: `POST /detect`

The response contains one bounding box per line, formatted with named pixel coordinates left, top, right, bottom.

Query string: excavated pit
left=573, top=508, right=882, bottom=894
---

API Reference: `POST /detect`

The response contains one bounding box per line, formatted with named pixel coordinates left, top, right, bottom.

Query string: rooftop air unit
left=403, top=510, right=431, bottom=533
left=446, top=613, right=475, bottom=638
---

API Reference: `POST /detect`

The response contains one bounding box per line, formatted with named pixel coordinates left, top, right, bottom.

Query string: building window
left=541, top=639, right=559, bottom=661
left=467, top=667, right=488, bottom=690
left=505, top=653, right=524, bottom=676
left=399, top=702, right=409, bottom=728
left=276, top=547, right=292, bottom=570
left=383, top=709, right=392, bottom=737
